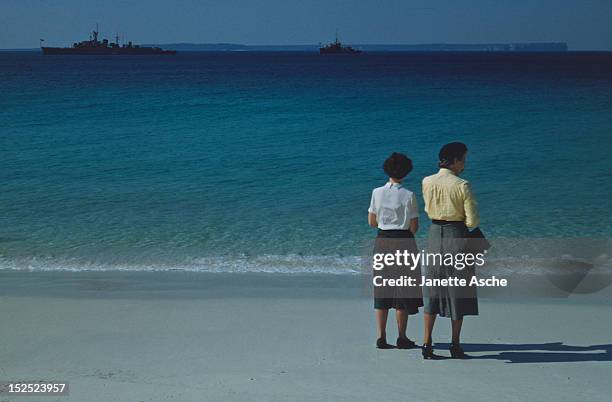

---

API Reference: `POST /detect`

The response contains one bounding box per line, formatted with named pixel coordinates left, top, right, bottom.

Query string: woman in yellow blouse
left=421, top=142, right=479, bottom=359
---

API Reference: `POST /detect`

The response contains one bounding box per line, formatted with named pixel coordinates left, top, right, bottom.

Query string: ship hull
left=41, top=47, right=176, bottom=55
left=319, top=48, right=362, bottom=54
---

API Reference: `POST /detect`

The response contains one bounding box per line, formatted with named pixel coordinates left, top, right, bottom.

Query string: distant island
left=141, top=42, right=568, bottom=52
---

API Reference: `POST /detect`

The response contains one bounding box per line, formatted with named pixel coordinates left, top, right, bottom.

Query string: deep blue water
left=1, top=52, right=611, bottom=272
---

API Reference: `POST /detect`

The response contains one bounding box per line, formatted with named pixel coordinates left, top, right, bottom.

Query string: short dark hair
left=438, top=142, right=468, bottom=168
left=383, top=152, right=413, bottom=180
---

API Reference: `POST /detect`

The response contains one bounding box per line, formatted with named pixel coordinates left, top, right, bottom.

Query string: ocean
left=1, top=51, right=611, bottom=273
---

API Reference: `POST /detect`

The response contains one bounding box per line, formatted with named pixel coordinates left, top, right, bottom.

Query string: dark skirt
left=373, top=229, right=423, bottom=314
left=423, top=222, right=479, bottom=320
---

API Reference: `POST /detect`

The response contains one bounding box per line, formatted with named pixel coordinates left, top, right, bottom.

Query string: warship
left=319, top=33, right=361, bottom=54
left=41, top=27, right=176, bottom=55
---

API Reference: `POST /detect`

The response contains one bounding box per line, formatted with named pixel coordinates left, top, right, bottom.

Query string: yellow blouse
left=422, top=168, right=480, bottom=229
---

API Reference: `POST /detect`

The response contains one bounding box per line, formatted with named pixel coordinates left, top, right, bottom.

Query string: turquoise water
left=1, top=52, right=611, bottom=272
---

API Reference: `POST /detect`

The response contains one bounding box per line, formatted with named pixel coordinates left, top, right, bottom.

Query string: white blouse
left=368, top=182, right=419, bottom=230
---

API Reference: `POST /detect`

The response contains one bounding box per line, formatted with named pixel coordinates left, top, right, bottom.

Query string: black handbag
left=467, top=227, right=491, bottom=254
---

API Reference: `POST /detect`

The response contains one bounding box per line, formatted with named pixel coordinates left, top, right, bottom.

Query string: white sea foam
left=0, top=253, right=610, bottom=275
left=0, top=254, right=363, bottom=275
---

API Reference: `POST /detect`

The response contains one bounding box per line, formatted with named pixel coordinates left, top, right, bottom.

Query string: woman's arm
left=368, top=212, right=378, bottom=228
left=409, top=218, right=419, bottom=235
left=462, top=182, right=480, bottom=229
left=408, top=193, right=419, bottom=234
left=368, top=190, right=377, bottom=228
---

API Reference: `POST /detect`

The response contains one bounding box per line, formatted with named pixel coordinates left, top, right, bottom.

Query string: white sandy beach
left=1, top=271, right=611, bottom=401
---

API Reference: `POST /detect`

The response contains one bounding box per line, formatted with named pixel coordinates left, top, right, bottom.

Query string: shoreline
left=1, top=270, right=610, bottom=302
left=0, top=270, right=366, bottom=300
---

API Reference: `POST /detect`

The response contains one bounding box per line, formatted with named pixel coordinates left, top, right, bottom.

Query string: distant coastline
left=146, top=42, right=570, bottom=52
left=2, top=42, right=570, bottom=52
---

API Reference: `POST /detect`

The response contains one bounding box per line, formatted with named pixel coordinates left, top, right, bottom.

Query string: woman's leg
left=423, top=313, right=436, bottom=345
left=451, top=319, right=463, bottom=344
left=375, top=309, right=389, bottom=339
left=395, top=309, right=408, bottom=339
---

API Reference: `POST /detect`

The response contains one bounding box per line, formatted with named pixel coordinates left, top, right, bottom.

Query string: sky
left=1, top=0, right=611, bottom=50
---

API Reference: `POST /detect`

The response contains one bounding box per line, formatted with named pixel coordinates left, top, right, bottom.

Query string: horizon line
left=1, top=41, right=588, bottom=52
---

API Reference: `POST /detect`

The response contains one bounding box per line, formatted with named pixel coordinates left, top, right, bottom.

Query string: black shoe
left=376, top=338, right=393, bottom=349
left=422, top=344, right=435, bottom=359
left=396, top=337, right=416, bottom=349
left=449, top=343, right=468, bottom=359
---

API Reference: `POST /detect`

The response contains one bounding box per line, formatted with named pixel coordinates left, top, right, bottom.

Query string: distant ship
left=41, top=27, right=176, bottom=55
left=319, top=33, right=362, bottom=54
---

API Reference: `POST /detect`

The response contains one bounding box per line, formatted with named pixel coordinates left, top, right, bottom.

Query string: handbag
left=467, top=227, right=491, bottom=254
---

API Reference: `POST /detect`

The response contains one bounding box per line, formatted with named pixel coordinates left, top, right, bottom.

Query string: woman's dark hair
left=383, top=152, right=413, bottom=180
left=438, top=142, right=468, bottom=168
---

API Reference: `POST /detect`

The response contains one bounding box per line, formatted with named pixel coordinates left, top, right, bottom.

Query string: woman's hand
left=368, top=213, right=378, bottom=228
left=409, top=218, right=419, bottom=235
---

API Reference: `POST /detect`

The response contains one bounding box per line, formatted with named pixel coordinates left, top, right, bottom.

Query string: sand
left=1, top=271, right=611, bottom=401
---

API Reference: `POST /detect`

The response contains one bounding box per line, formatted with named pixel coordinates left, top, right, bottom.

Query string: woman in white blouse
left=368, top=152, right=423, bottom=349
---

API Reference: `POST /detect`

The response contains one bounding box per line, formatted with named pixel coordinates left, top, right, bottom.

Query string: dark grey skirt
left=423, top=222, right=479, bottom=320
left=373, top=229, right=423, bottom=313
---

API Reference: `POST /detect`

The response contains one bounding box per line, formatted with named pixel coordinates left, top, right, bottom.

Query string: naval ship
left=319, top=33, right=361, bottom=54
left=41, top=27, right=176, bottom=55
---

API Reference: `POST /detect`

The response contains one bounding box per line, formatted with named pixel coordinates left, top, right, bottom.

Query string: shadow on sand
left=435, top=342, right=612, bottom=363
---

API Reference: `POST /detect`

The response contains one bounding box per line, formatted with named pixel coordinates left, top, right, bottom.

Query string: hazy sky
left=1, top=0, right=611, bottom=49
